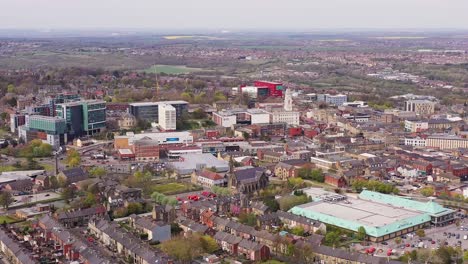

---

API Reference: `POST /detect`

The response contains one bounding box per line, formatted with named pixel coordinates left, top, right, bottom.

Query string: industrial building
left=128, top=100, right=188, bottom=122
left=290, top=188, right=455, bottom=242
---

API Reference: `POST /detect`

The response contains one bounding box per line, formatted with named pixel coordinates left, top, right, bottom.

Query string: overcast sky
left=1, top=0, right=468, bottom=30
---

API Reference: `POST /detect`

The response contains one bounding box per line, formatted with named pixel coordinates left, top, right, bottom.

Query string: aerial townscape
left=0, top=2, right=468, bottom=264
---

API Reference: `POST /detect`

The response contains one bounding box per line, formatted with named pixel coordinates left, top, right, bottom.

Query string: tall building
left=284, top=88, right=293, bottom=111
left=405, top=100, right=435, bottom=116
left=10, top=113, right=26, bottom=133
left=129, top=100, right=188, bottom=123
left=18, top=115, right=67, bottom=149
left=158, top=104, right=177, bottom=131
left=56, top=100, right=106, bottom=138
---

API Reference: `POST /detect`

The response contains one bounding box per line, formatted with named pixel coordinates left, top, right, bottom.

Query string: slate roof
left=60, top=167, right=88, bottom=183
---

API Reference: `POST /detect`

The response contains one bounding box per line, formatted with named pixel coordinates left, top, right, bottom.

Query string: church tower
left=284, top=88, right=293, bottom=111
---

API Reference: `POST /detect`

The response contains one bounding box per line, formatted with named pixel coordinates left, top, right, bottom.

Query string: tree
left=420, top=187, right=434, bottom=197
left=0, top=191, right=14, bottom=209
left=66, top=149, right=81, bottom=168
left=127, top=202, right=144, bottom=215
left=242, top=131, right=250, bottom=140
left=238, top=212, right=257, bottom=227
left=263, top=197, right=280, bottom=212
left=7, top=84, right=15, bottom=93
left=291, top=226, right=305, bottom=236
left=415, top=229, right=425, bottom=237
left=171, top=223, right=183, bottom=236
left=83, top=192, right=96, bottom=207
left=88, top=167, right=106, bottom=178
left=161, top=234, right=203, bottom=262
left=49, top=176, right=59, bottom=190
left=324, top=231, right=340, bottom=247
left=200, top=235, right=219, bottom=253
left=61, top=187, right=75, bottom=203
left=356, top=226, right=367, bottom=241
left=288, top=177, right=304, bottom=190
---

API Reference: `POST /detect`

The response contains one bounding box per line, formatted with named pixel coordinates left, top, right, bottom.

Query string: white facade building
left=270, top=111, right=300, bottom=125
left=404, top=137, right=427, bottom=147
left=317, top=94, right=348, bottom=106
left=404, top=120, right=429, bottom=132
left=158, top=103, right=176, bottom=131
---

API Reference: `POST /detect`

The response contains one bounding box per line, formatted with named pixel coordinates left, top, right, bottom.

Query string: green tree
left=83, top=192, right=96, bottom=207
left=420, top=187, right=434, bottom=197
left=263, top=197, right=280, bottom=212
left=61, top=187, right=75, bottom=203
left=0, top=191, right=14, bottom=209
left=324, top=231, right=340, bottom=247
left=291, top=226, right=305, bottom=236
left=356, top=226, right=367, bottom=241
left=200, top=235, right=219, bottom=253
left=89, top=167, right=106, bottom=178
left=161, top=234, right=203, bottom=262
left=127, top=202, right=144, bottom=215
left=66, top=149, right=81, bottom=168
left=288, top=177, right=304, bottom=190
left=49, top=175, right=59, bottom=190
left=171, top=223, right=183, bottom=235
left=238, top=212, right=257, bottom=227
left=7, top=84, right=15, bottom=93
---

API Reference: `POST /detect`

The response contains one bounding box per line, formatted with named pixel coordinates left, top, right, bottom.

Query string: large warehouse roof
left=289, top=189, right=453, bottom=238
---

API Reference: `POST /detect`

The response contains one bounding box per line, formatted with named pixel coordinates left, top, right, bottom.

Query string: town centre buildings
left=289, top=188, right=455, bottom=242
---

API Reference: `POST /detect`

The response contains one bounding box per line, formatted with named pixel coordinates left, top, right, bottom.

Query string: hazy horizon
left=2, top=0, right=468, bottom=31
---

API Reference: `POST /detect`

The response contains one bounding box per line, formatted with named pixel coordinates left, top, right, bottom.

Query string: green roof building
left=289, top=189, right=455, bottom=242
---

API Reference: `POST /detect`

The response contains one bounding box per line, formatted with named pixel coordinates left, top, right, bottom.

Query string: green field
left=0, top=165, right=17, bottom=173
left=150, top=182, right=202, bottom=195
left=0, top=215, right=21, bottom=224
left=143, top=64, right=203, bottom=74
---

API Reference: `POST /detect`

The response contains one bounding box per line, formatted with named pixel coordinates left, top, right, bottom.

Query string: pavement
left=11, top=191, right=61, bottom=207
left=352, top=217, right=468, bottom=258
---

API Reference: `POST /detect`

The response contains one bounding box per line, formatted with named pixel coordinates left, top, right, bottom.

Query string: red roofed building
left=191, top=169, right=227, bottom=188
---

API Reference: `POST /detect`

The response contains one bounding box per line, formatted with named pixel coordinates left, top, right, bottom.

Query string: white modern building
left=158, top=103, right=176, bottom=131
left=317, top=94, right=347, bottom=106
left=212, top=109, right=270, bottom=128
left=404, top=120, right=429, bottom=132
left=404, top=137, right=427, bottom=147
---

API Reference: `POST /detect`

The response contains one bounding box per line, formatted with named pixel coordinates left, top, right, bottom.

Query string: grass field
left=0, top=165, right=18, bottom=173
left=143, top=64, right=203, bottom=74
left=39, top=163, right=55, bottom=172
left=0, top=215, right=21, bottom=224
left=150, top=182, right=202, bottom=195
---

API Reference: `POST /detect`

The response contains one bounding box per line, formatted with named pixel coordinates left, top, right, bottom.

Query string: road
left=11, top=192, right=61, bottom=207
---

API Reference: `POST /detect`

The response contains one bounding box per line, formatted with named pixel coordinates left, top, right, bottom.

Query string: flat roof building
left=290, top=188, right=454, bottom=242
left=129, top=100, right=188, bottom=123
